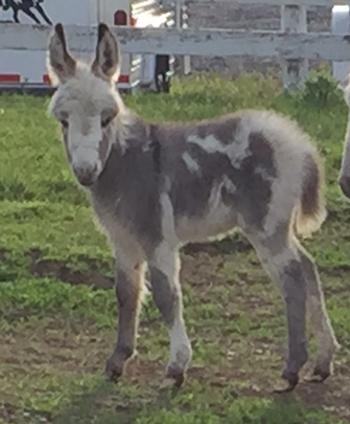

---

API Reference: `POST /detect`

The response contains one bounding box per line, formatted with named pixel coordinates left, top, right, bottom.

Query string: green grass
left=0, top=73, right=350, bottom=423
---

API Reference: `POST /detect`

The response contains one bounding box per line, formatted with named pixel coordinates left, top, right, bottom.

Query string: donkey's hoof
left=273, top=371, right=299, bottom=393
left=105, top=359, right=123, bottom=383
left=166, top=364, right=186, bottom=388
left=304, top=365, right=332, bottom=384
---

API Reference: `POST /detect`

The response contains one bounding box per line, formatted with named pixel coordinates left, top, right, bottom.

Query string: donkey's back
left=156, top=110, right=325, bottom=244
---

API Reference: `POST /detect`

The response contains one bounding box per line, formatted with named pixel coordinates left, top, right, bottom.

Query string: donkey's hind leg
left=296, top=242, right=339, bottom=382
left=148, top=242, right=192, bottom=387
left=246, top=226, right=308, bottom=391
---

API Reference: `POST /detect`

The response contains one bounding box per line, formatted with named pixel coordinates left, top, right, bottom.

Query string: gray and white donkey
left=48, top=23, right=339, bottom=391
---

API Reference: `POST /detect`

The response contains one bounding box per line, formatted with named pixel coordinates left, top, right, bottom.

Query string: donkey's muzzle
left=74, top=164, right=98, bottom=187
left=339, top=175, right=350, bottom=198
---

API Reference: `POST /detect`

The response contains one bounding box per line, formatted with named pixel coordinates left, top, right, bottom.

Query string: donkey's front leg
left=105, top=260, right=146, bottom=382
left=148, top=243, right=192, bottom=387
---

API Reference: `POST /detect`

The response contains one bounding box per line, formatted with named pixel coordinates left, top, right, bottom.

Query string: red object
left=130, top=15, right=137, bottom=26
left=0, top=74, right=20, bottom=82
left=118, top=74, right=129, bottom=83
left=43, top=74, right=51, bottom=85
left=114, top=10, right=127, bottom=26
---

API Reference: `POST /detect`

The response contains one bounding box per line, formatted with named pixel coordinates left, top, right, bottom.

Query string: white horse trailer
left=0, top=0, right=174, bottom=92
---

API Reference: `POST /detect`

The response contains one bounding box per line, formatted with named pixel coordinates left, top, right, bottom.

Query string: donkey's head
left=48, top=23, right=122, bottom=187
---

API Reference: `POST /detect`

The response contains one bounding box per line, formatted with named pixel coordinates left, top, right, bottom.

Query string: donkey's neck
left=90, top=112, right=158, bottom=203
left=89, top=113, right=162, bottom=246
left=115, top=109, right=151, bottom=150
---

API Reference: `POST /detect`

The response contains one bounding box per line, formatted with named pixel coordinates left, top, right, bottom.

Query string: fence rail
left=1, top=0, right=350, bottom=89
left=187, top=0, right=349, bottom=6
left=1, top=23, right=350, bottom=60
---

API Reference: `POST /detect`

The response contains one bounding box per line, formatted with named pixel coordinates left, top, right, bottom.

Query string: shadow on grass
left=52, top=379, right=134, bottom=424
left=52, top=378, right=179, bottom=424
left=52, top=377, right=342, bottom=424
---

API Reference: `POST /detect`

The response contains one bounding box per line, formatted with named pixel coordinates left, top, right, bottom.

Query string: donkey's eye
left=60, top=119, right=69, bottom=129
left=101, top=116, right=113, bottom=128
left=101, top=108, right=117, bottom=128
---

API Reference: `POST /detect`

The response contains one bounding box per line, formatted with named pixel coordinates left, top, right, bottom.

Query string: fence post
left=173, top=0, right=191, bottom=75
left=281, top=5, right=308, bottom=90
left=182, top=3, right=191, bottom=74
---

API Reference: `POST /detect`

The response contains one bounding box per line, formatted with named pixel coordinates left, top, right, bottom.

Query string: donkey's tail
left=295, top=152, right=327, bottom=237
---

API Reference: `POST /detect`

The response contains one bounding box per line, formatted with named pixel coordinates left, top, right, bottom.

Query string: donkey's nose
left=339, top=175, right=350, bottom=199
left=74, top=164, right=98, bottom=187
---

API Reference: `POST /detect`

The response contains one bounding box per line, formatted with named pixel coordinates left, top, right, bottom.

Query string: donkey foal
left=47, top=23, right=338, bottom=391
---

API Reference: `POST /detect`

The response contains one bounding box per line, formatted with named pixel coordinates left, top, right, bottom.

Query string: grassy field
left=0, top=73, right=350, bottom=423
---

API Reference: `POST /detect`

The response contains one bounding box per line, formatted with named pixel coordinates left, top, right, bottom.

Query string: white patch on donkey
left=47, top=23, right=339, bottom=392
left=182, top=151, right=201, bottom=174
left=187, top=134, right=225, bottom=154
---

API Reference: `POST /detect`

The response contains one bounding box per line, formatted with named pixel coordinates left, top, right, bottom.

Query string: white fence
left=1, top=0, right=350, bottom=89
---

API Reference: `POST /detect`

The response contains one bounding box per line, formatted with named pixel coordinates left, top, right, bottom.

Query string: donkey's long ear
left=91, top=23, right=120, bottom=82
left=48, top=23, right=76, bottom=84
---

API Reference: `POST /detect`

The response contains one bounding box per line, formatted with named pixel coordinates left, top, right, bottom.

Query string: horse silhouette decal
left=0, top=0, right=52, bottom=25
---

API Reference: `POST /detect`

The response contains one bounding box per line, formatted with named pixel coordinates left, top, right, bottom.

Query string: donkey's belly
left=175, top=203, right=237, bottom=244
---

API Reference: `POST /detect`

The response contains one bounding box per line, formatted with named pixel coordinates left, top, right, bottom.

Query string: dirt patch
left=184, top=236, right=252, bottom=256
left=0, top=401, right=17, bottom=423
left=28, top=249, right=114, bottom=290
left=25, top=237, right=251, bottom=292
left=4, top=245, right=348, bottom=421
left=321, top=264, right=350, bottom=277
left=181, top=252, right=228, bottom=289
left=0, top=249, right=9, bottom=261
left=30, top=259, right=114, bottom=289
left=1, top=291, right=350, bottom=422
left=297, top=379, right=350, bottom=421
left=20, top=232, right=255, bottom=291
left=181, top=236, right=253, bottom=288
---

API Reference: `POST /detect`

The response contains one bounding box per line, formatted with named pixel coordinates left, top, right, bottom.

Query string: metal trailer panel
left=0, top=0, right=142, bottom=90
